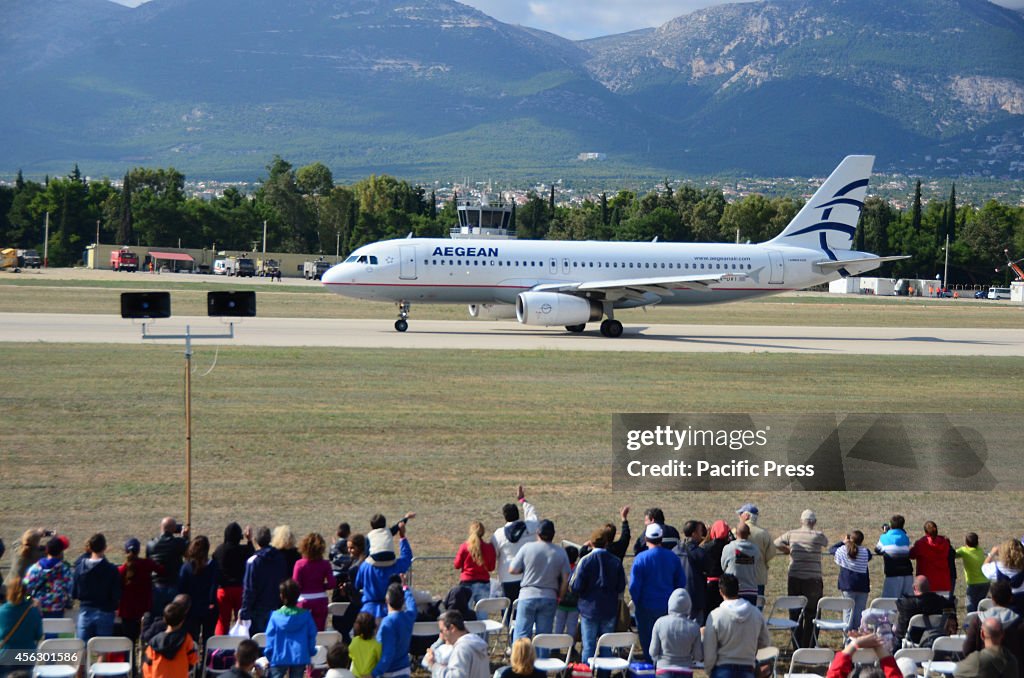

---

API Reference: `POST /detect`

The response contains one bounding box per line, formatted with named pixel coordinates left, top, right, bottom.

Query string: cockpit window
left=345, top=255, right=358, bottom=263
left=353, top=255, right=378, bottom=264
left=369, top=256, right=378, bottom=265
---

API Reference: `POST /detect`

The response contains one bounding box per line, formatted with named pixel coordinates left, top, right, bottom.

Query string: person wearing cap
left=354, top=518, right=414, bottom=620
left=493, top=485, right=542, bottom=604
left=508, top=519, right=571, bottom=657
left=630, top=523, right=686, bottom=662
left=22, top=536, right=74, bottom=622
left=633, top=508, right=681, bottom=555
left=118, top=537, right=166, bottom=647
left=735, top=504, right=775, bottom=605
left=773, top=510, right=828, bottom=648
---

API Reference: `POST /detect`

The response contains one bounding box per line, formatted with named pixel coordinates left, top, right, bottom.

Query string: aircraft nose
left=320, top=263, right=342, bottom=285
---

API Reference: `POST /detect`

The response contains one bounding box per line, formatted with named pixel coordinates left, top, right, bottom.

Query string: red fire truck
left=110, top=247, right=139, bottom=272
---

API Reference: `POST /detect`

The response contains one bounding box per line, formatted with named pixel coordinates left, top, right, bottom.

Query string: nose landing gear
left=395, top=301, right=410, bottom=332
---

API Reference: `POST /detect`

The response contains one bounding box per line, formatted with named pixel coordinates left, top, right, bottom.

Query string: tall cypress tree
left=947, top=183, right=957, bottom=243
left=549, top=184, right=555, bottom=214
left=911, top=179, right=922, bottom=233
left=117, top=172, right=133, bottom=246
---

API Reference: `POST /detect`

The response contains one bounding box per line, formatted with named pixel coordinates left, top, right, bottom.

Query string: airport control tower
left=450, top=197, right=515, bottom=239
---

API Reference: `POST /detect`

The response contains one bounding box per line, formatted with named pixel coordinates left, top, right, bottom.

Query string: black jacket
left=147, top=534, right=189, bottom=586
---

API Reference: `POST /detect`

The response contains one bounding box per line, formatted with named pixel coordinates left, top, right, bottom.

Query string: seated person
left=895, top=576, right=953, bottom=644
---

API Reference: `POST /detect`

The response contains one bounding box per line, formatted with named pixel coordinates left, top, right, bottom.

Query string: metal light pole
left=43, top=212, right=49, bottom=267
left=943, top=234, right=950, bottom=294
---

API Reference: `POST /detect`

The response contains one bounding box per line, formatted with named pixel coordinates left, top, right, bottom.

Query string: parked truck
left=224, top=255, right=256, bottom=277
left=17, top=249, right=41, bottom=268
left=1, top=248, right=21, bottom=272
left=302, top=257, right=331, bottom=280
left=257, top=258, right=281, bottom=279
left=110, top=247, right=139, bottom=272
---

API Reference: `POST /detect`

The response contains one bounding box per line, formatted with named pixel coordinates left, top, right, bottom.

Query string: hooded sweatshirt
left=265, top=605, right=318, bottom=667
left=143, top=627, right=198, bottom=678
left=650, top=589, right=703, bottom=670
left=72, top=554, right=122, bottom=612
left=444, top=632, right=490, bottom=678
left=22, top=557, right=73, bottom=613
left=492, top=500, right=539, bottom=585
left=703, top=598, right=770, bottom=671
left=910, top=534, right=954, bottom=592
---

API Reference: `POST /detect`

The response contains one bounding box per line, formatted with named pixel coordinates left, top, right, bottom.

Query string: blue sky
left=111, top=0, right=1024, bottom=40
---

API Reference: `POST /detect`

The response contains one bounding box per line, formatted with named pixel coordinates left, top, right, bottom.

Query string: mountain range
left=2, top=0, right=1023, bottom=180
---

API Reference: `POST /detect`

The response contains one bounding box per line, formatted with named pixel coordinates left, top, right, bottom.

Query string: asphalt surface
left=2, top=312, right=1023, bottom=355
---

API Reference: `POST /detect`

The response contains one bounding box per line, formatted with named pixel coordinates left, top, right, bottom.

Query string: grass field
left=3, top=330, right=1023, bottom=602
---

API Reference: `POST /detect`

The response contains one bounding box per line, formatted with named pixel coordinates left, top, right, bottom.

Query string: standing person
left=774, top=510, right=828, bottom=648
left=703, top=574, right=771, bottom=678
left=273, top=527, right=301, bottom=576
left=178, top=535, right=219, bottom=643
left=553, top=545, right=580, bottom=638
left=650, top=589, right=703, bottom=674
left=355, top=521, right=413, bottom=621
left=349, top=612, right=382, bottom=678
left=982, top=540, right=1024, bottom=613
left=453, top=521, right=496, bottom=616
left=0, top=576, right=43, bottom=677
left=436, top=610, right=490, bottom=678
left=677, top=520, right=708, bottom=623
left=703, top=520, right=733, bottom=618
left=957, top=533, right=991, bottom=614
left=570, top=527, right=626, bottom=667
left=147, top=517, right=190, bottom=617
left=721, top=524, right=759, bottom=606
left=829, top=530, right=872, bottom=631
left=735, top=504, right=775, bottom=604
left=911, top=521, right=955, bottom=597
left=212, top=523, right=255, bottom=635
left=634, top=509, right=681, bottom=555
left=265, top=579, right=318, bottom=678
left=876, top=515, right=914, bottom=599
left=142, top=601, right=199, bottom=678
left=371, top=581, right=417, bottom=678
left=118, top=537, right=165, bottom=648
left=335, top=533, right=366, bottom=641
left=493, top=485, right=542, bottom=605
left=22, top=536, right=74, bottom=621
left=8, top=529, right=46, bottom=581
left=508, top=519, right=571, bottom=655
left=293, top=532, right=336, bottom=631
left=241, top=526, right=290, bottom=635
left=72, top=533, right=122, bottom=642
left=629, top=523, right=686, bottom=662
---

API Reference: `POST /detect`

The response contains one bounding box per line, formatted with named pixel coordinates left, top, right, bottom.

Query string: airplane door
left=399, top=246, right=417, bottom=280
left=549, top=258, right=557, bottom=275
left=768, top=250, right=785, bottom=284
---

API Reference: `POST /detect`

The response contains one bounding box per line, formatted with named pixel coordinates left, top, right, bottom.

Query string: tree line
left=2, top=158, right=1023, bottom=285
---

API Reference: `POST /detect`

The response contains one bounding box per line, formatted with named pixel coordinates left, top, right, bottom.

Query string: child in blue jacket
left=265, top=579, right=318, bottom=678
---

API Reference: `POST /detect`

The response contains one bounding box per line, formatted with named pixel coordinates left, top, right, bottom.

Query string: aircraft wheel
left=395, top=319, right=408, bottom=332
left=565, top=324, right=586, bottom=333
left=600, top=319, right=623, bottom=338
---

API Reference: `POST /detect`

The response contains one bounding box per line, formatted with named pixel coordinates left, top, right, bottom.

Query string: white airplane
left=322, top=155, right=906, bottom=337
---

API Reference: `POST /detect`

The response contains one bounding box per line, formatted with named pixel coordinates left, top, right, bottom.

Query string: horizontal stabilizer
left=815, top=255, right=909, bottom=272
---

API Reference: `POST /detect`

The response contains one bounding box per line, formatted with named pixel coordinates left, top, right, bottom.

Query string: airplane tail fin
left=766, top=155, right=874, bottom=254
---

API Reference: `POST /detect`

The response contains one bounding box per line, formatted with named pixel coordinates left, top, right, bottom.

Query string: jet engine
left=467, top=303, right=517, bottom=320
left=515, top=292, right=602, bottom=327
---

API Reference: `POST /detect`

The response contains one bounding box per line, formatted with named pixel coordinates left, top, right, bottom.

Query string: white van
left=213, top=259, right=227, bottom=275
left=988, top=287, right=1011, bottom=300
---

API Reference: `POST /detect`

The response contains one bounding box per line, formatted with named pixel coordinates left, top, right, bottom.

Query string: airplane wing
left=533, top=272, right=747, bottom=302
left=814, top=255, right=910, bottom=272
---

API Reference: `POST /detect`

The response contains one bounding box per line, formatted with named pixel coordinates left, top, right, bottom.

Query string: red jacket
left=910, top=535, right=953, bottom=593
left=119, top=558, right=165, bottom=621
left=454, top=542, right=496, bottom=583
left=827, top=651, right=901, bottom=678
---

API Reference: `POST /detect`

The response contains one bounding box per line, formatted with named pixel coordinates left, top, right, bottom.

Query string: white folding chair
left=465, top=620, right=488, bottom=635
left=895, top=647, right=934, bottom=676
left=962, top=611, right=979, bottom=632
left=924, top=636, right=963, bottom=676
left=904, top=614, right=945, bottom=649
left=532, top=633, right=575, bottom=674
left=785, top=648, right=834, bottom=678
left=850, top=649, right=879, bottom=666
left=86, top=636, right=133, bottom=678
left=202, top=635, right=243, bottom=678
left=589, top=631, right=636, bottom=677
left=812, top=597, right=854, bottom=648
left=977, top=598, right=994, bottom=612
left=251, top=633, right=268, bottom=649
left=42, top=618, right=76, bottom=637
left=869, top=598, right=899, bottom=615
left=33, top=638, right=86, bottom=678
left=765, top=595, right=807, bottom=650
left=328, top=602, right=349, bottom=619
left=756, top=646, right=780, bottom=678
left=475, top=596, right=510, bottom=659
left=313, top=630, right=343, bottom=670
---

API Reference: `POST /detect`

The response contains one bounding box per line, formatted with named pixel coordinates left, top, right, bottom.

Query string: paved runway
left=2, top=312, right=1022, bottom=355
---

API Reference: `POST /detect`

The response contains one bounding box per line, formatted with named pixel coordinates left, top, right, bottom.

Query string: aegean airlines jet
left=322, top=155, right=905, bottom=337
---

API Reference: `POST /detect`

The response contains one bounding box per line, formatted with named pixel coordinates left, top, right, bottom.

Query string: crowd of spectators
left=2, top=499, right=1024, bottom=678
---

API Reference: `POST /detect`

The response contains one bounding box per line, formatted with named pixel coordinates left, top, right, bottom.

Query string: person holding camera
left=147, top=517, right=190, bottom=617
left=876, top=516, right=914, bottom=599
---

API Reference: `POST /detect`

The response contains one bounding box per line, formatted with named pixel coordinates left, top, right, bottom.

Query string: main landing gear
left=394, top=300, right=410, bottom=332
left=600, top=319, right=623, bottom=338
